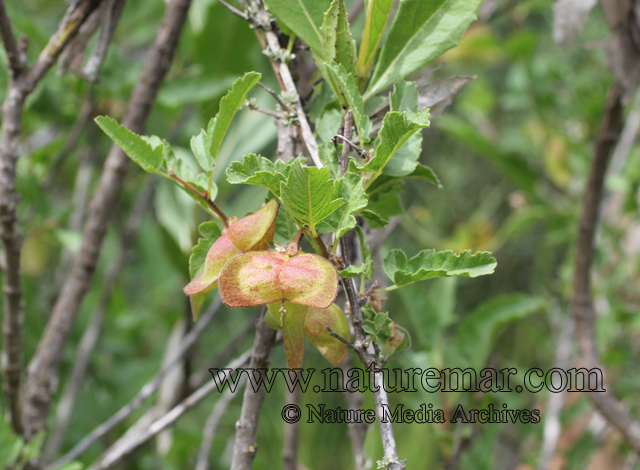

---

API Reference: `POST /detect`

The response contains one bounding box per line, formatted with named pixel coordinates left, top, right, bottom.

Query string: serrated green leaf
left=363, top=311, right=392, bottom=341
left=318, top=143, right=340, bottom=179
left=226, top=154, right=291, bottom=197
left=338, top=226, right=374, bottom=279
left=95, top=116, right=163, bottom=173
left=210, top=72, right=261, bottom=161
left=364, top=179, right=403, bottom=223
left=365, top=0, right=483, bottom=100
left=320, top=0, right=357, bottom=77
left=279, top=160, right=344, bottom=236
left=357, top=0, right=393, bottom=91
left=190, top=117, right=216, bottom=172
left=324, top=61, right=372, bottom=144
left=189, top=221, right=223, bottom=278
left=356, top=110, right=430, bottom=184
left=264, top=0, right=332, bottom=53
left=163, top=141, right=197, bottom=185
left=317, top=172, right=367, bottom=238
left=383, top=249, right=497, bottom=287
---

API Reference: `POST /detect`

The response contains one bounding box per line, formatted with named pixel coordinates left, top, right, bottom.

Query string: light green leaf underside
left=383, top=249, right=497, bottom=287
left=95, top=116, right=163, bottom=173
left=264, top=0, right=332, bottom=53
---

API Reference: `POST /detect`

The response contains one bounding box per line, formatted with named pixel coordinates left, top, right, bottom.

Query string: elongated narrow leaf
left=209, top=72, right=261, bottom=160
left=325, top=61, right=372, bottom=143
left=264, top=0, right=332, bottom=53
left=321, top=0, right=357, bottom=77
left=226, top=154, right=295, bottom=197
left=357, top=0, right=393, bottom=90
left=279, top=160, right=344, bottom=235
left=317, top=172, right=367, bottom=238
left=383, top=249, right=496, bottom=287
left=354, top=110, right=430, bottom=182
left=365, top=0, right=483, bottom=100
left=95, top=116, right=163, bottom=173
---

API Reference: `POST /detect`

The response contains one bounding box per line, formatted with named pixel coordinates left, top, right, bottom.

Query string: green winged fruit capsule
left=184, top=199, right=279, bottom=318
left=303, top=303, right=349, bottom=366
left=219, top=252, right=338, bottom=308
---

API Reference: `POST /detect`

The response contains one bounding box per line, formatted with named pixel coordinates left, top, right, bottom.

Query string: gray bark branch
left=24, top=0, right=192, bottom=438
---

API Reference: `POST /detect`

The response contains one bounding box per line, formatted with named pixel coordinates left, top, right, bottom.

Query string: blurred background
left=2, top=0, right=640, bottom=469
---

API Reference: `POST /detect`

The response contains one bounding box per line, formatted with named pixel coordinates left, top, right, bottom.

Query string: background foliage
left=1, top=0, right=639, bottom=469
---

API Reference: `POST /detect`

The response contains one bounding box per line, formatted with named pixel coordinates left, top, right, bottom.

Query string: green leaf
left=95, top=116, right=163, bottom=173
left=189, top=221, right=223, bottom=278
left=454, top=294, right=545, bottom=370
left=264, top=0, right=332, bottom=53
left=226, top=154, right=295, bottom=197
left=357, top=0, right=394, bottom=90
left=390, top=80, right=418, bottom=116
left=0, top=416, right=23, bottom=467
left=364, top=179, right=403, bottom=223
left=190, top=117, right=216, bottom=172
left=316, top=107, right=343, bottom=144
left=50, top=463, right=84, bottom=470
left=209, top=72, right=261, bottom=161
left=362, top=309, right=392, bottom=342
left=317, top=172, right=367, bottom=238
left=365, top=0, right=483, bottom=100
left=324, top=61, right=372, bottom=144
left=274, top=205, right=299, bottom=245
left=320, top=0, right=357, bottom=77
left=369, top=163, right=441, bottom=196
left=355, top=110, right=430, bottom=183
left=383, top=249, right=497, bottom=287
left=318, top=143, right=340, bottom=179
left=279, top=160, right=344, bottom=236
left=338, top=226, right=374, bottom=280
left=360, top=209, right=389, bottom=228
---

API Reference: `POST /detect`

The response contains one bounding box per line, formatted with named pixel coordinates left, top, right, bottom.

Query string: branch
left=26, top=0, right=106, bottom=90
left=230, top=308, right=278, bottom=470
left=24, top=0, right=193, bottom=438
left=48, top=295, right=221, bottom=469
left=196, top=384, right=244, bottom=470
left=169, top=172, right=229, bottom=226
left=0, top=0, right=25, bottom=74
left=282, top=370, right=301, bottom=470
left=86, top=350, right=252, bottom=470
left=43, top=179, right=156, bottom=464
left=571, top=83, right=640, bottom=451
left=82, top=0, right=127, bottom=79
left=0, top=0, right=104, bottom=440
left=341, top=355, right=370, bottom=470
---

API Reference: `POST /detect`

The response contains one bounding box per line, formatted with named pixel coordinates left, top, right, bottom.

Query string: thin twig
left=245, top=101, right=285, bottom=119
left=48, top=295, right=222, bottom=469
left=217, top=0, right=249, bottom=21
left=169, top=172, right=229, bottom=226
left=341, top=355, right=370, bottom=470
left=43, top=179, right=157, bottom=464
left=257, top=81, right=290, bottom=111
left=83, top=0, right=127, bottom=79
left=25, top=0, right=193, bottom=438
left=571, top=83, right=640, bottom=451
left=196, top=384, right=244, bottom=470
left=86, top=350, right=252, bottom=470
left=230, top=308, right=278, bottom=470
left=0, top=0, right=25, bottom=74
left=327, top=327, right=357, bottom=351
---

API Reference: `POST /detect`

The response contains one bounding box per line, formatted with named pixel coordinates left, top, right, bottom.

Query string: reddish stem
left=169, top=172, right=229, bottom=227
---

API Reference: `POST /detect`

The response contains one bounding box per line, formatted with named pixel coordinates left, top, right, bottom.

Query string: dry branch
left=571, top=83, right=640, bottom=451
left=24, top=0, right=193, bottom=437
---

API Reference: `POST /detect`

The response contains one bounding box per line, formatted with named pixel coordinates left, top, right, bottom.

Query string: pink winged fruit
left=184, top=199, right=279, bottom=318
